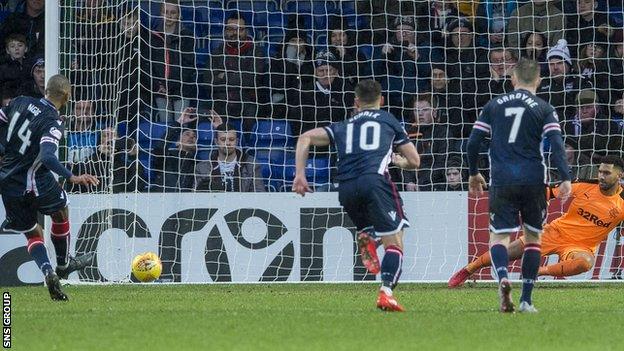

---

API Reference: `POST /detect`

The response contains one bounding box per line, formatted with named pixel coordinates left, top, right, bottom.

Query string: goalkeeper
left=449, top=157, right=624, bottom=287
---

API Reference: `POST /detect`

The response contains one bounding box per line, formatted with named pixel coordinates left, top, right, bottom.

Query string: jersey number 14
left=7, top=112, right=32, bottom=155
left=345, top=121, right=381, bottom=154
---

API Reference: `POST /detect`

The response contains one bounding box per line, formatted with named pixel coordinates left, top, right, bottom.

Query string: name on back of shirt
left=27, top=104, right=42, bottom=116
left=496, top=92, right=538, bottom=108
left=349, top=110, right=380, bottom=122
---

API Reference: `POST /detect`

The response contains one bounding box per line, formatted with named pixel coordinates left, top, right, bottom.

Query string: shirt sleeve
left=322, top=124, right=335, bottom=144
left=542, top=107, right=562, bottom=138
left=0, top=106, right=8, bottom=125
left=390, top=118, right=410, bottom=146
left=472, top=103, right=493, bottom=135
left=40, top=122, right=64, bottom=147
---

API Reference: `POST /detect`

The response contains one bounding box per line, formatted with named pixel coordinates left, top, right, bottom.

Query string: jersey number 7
left=505, top=107, right=525, bottom=144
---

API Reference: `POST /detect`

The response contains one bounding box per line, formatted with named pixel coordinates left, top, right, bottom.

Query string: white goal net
left=2, top=0, right=622, bottom=285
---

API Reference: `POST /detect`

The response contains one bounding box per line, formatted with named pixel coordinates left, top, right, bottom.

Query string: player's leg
left=517, top=184, right=548, bottom=313
left=538, top=250, right=594, bottom=277
left=1, top=194, right=68, bottom=301
left=369, top=175, right=409, bottom=312
left=488, top=186, right=521, bottom=312
left=448, top=236, right=525, bottom=288
left=41, top=188, right=95, bottom=279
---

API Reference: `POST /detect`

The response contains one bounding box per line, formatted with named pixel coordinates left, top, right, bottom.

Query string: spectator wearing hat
left=19, top=56, right=45, bottom=98
left=288, top=49, right=354, bottom=134
left=269, top=30, right=315, bottom=115
left=565, top=0, right=614, bottom=60
left=476, top=47, right=517, bottom=108
left=561, top=89, right=623, bottom=158
left=327, top=16, right=371, bottom=86
left=375, top=15, right=441, bottom=115
left=0, top=0, right=45, bottom=61
left=506, top=0, right=565, bottom=52
left=474, top=0, right=518, bottom=48
left=537, top=39, right=592, bottom=119
left=444, top=17, right=487, bottom=137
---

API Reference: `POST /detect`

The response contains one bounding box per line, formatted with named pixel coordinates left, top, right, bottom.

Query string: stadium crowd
left=0, top=0, right=623, bottom=193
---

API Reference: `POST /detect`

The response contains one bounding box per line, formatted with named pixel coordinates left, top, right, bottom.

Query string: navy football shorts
left=2, top=185, right=68, bottom=233
left=488, top=184, right=547, bottom=234
left=338, top=174, right=409, bottom=236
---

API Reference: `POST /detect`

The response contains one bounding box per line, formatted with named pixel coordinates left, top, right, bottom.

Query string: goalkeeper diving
left=449, top=156, right=624, bottom=287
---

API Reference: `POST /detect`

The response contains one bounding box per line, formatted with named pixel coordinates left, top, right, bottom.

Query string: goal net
left=3, top=0, right=622, bottom=285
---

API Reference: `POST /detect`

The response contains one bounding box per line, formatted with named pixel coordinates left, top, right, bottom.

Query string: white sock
left=380, top=286, right=393, bottom=296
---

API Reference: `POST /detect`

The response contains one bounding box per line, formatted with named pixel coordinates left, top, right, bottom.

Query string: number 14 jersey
left=324, top=109, right=410, bottom=182
left=0, top=96, right=65, bottom=196
left=473, top=89, right=563, bottom=186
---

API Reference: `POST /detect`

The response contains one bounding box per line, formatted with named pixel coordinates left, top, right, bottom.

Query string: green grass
left=5, top=283, right=624, bottom=350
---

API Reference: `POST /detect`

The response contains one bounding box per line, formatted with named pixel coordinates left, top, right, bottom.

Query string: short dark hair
left=5, top=33, right=26, bottom=46
left=601, top=155, right=624, bottom=171
left=215, top=123, right=238, bottom=135
left=227, top=11, right=245, bottom=24
left=354, top=80, right=382, bottom=105
left=413, top=93, right=435, bottom=108
left=513, top=58, right=540, bottom=85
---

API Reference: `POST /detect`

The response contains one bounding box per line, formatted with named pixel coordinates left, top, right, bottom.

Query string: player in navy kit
left=0, top=75, right=99, bottom=301
left=293, top=80, right=420, bottom=311
left=466, top=59, right=572, bottom=313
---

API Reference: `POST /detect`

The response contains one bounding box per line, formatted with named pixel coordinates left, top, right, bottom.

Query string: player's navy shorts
left=338, top=173, right=409, bottom=236
left=489, top=184, right=547, bottom=234
left=1, top=185, right=68, bottom=233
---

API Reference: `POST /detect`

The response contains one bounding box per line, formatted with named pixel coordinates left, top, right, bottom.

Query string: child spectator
left=0, top=34, right=31, bottom=87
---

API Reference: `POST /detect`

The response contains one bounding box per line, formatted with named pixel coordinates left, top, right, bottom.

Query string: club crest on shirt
left=608, top=207, right=620, bottom=219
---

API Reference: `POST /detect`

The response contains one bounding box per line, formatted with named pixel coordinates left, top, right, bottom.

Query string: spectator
left=443, top=18, right=487, bottom=136
left=375, top=16, right=438, bottom=113
left=608, top=29, right=624, bottom=104
left=610, top=91, right=624, bottom=130
left=433, top=157, right=467, bottom=191
left=66, top=100, right=99, bottom=164
left=151, top=0, right=196, bottom=123
left=520, top=32, right=549, bottom=76
left=71, top=0, right=116, bottom=106
left=476, top=47, right=516, bottom=108
left=152, top=128, right=198, bottom=192
left=395, top=93, right=457, bottom=191
left=537, top=39, right=592, bottom=119
left=566, top=0, right=614, bottom=59
left=414, top=1, right=460, bottom=47
left=474, top=0, right=518, bottom=47
left=561, top=89, right=623, bottom=158
left=0, top=34, right=31, bottom=87
left=195, top=125, right=265, bottom=192
left=577, top=43, right=610, bottom=103
left=506, top=0, right=565, bottom=52
left=550, top=141, right=595, bottom=181
left=429, top=62, right=464, bottom=138
left=204, top=12, right=265, bottom=120
left=327, top=16, right=371, bottom=85
left=289, top=49, right=354, bottom=134
left=19, top=56, right=44, bottom=98
left=0, top=0, right=45, bottom=60
left=268, top=30, right=315, bottom=118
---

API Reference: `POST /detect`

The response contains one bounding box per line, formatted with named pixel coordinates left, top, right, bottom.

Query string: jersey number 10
left=345, top=121, right=381, bottom=154
left=7, top=112, right=32, bottom=155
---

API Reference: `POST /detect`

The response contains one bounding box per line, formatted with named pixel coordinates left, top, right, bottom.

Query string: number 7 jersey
left=473, top=89, right=562, bottom=186
left=323, top=109, right=410, bottom=181
left=0, top=96, right=65, bottom=196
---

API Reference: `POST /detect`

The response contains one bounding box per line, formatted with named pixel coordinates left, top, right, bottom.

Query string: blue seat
left=249, top=120, right=294, bottom=148
left=138, top=149, right=156, bottom=181
left=251, top=148, right=287, bottom=180
left=305, top=157, right=330, bottom=185
left=117, top=121, right=128, bottom=137
left=196, top=121, right=214, bottom=147
left=138, top=121, right=167, bottom=149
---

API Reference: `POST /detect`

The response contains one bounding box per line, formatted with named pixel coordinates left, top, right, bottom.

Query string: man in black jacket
left=151, top=128, right=198, bottom=192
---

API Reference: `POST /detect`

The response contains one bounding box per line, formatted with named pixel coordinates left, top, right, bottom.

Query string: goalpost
left=17, top=0, right=621, bottom=285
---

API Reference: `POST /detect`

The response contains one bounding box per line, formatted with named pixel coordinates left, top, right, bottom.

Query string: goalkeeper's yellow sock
left=465, top=251, right=492, bottom=274
left=538, top=258, right=593, bottom=277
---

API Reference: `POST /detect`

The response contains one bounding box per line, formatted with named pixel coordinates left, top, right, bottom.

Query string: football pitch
left=5, top=283, right=624, bottom=350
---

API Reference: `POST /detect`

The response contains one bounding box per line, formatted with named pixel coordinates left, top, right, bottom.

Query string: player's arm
left=543, top=111, right=572, bottom=200
left=293, top=127, right=331, bottom=196
left=392, top=142, right=420, bottom=169
left=40, top=126, right=99, bottom=186
left=466, top=120, right=489, bottom=195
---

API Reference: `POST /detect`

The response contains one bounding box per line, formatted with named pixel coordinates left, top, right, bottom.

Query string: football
left=131, top=252, right=162, bottom=283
